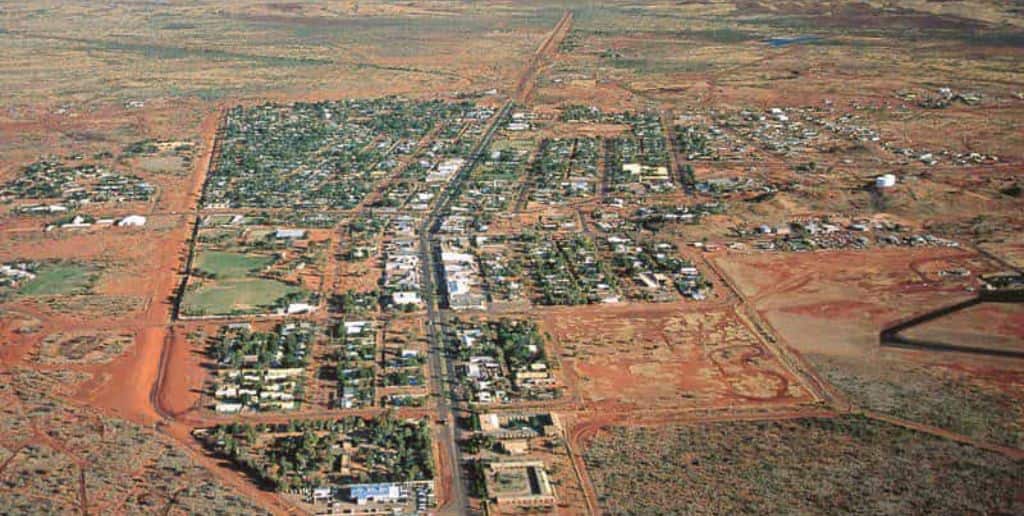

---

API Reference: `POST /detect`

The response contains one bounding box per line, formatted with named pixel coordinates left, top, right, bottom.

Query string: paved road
left=420, top=100, right=512, bottom=515
left=421, top=12, right=574, bottom=512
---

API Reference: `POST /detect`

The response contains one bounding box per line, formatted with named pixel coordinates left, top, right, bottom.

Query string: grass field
left=584, top=416, right=1024, bottom=515
left=180, top=278, right=301, bottom=316
left=193, top=251, right=275, bottom=279
left=19, top=263, right=96, bottom=297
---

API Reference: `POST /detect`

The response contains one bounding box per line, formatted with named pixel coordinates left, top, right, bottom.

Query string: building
left=875, top=174, right=896, bottom=188
left=344, top=321, right=371, bottom=335
left=61, top=215, right=92, bottom=229
left=285, top=302, right=316, bottom=314
left=477, top=412, right=562, bottom=440
left=311, top=487, right=333, bottom=503
left=479, top=413, right=502, bottom=433
left=215, top=402, right=243, bottom=413
left=484, top=461, right=557, bottom=508
left=622, top=162, right=670, bottom=182
left=275, top=228, right=306, bottom=239
left=117, top=215, right=147, bottom=227
left=426, top=158, right=465, bottom=183
left=347, top=483, right=402, bottom=505
left=392, top=291, right=422, bottom=307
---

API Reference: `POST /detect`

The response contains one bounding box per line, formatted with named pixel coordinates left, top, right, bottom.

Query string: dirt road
left=514, top=10, right=574, bottom=104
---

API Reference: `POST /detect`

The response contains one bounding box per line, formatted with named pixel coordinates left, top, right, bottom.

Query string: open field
left=583, top=416, right=1024, bottom=515
left=0, top=1, right=562, bottom=109
left=36, top=331, right=134, bottom=365
left=193, top=251, right=275, bottom=279
left=540, top=303, right=813, bottom=413
left=716, top=248, right=1024, bottom=449
left=182, top=278, right=303, bottom=317
left=16, top=262, right=97, bottom=297
left=180, top=226, right=327, bottom=317
left=714, top=247, right=1000, bottom=354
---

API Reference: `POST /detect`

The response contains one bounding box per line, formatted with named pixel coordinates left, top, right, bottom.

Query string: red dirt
left=74, top=109, right=222, bottom=426
left=538, top=302, right=814, bottom=414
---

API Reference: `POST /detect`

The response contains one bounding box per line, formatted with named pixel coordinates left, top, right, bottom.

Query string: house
left=392, top=291, right=422, bottom=306
left=286, top=303, right=315, bottom=314
left=117, top=215, right=147, bottom=227
left=61, top=215, right=92, bottom=229
left=344, top=321, right=370, bottom=335
left=275, top=228, right=306, bottom=239
left=215, top=402, right=243, bottom=413
left=311, top=487, right=333, bottom=503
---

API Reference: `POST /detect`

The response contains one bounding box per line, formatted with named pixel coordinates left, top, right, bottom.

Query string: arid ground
left=1, top=1, right=1022, bottom=515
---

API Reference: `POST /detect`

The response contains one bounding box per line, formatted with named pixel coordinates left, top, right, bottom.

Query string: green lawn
left=19, top=263, right=96, bottom=296
left=193, top=251, right=275, bottom=279
left=181, top=278, right=302, bottom=316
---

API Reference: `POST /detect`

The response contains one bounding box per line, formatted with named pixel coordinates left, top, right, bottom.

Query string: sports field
left=180, top=278, right=302, bottom=316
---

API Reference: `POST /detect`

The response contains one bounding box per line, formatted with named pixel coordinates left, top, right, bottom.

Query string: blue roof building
left=348, top=483, right=402, bottom=505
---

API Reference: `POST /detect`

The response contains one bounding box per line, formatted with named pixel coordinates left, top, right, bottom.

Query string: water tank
left=875, top=174, right=896, bottom=188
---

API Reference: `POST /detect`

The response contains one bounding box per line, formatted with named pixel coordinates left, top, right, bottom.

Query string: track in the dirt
left=0, top=444, right=25, bottom=480
left=78, top=466, right=88, bottom=516
left=707, top=344, right=793, bottom=401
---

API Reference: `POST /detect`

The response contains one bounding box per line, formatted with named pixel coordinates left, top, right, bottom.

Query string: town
left=0, top=1, right=1021, bottom=515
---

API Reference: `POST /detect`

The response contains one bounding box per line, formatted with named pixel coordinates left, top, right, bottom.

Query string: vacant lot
left=540, top=304, right=811, bottom=412
left=0, top=368, right=268, bottom=515
left=808, top=352, right=1024, bottom=449
left=36, top=331, right=134, bottom=365
left=716, top=248, right=1024, bottom=448
left=584, top=416, right=1024, bottom=515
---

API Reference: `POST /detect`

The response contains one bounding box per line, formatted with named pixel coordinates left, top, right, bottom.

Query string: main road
left=421, top=9, right=573, bottom=514
left=419, top=99, right=511, bottom=515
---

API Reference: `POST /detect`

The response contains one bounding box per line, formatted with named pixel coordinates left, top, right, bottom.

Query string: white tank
left=875, top=174, right=896, bottom=188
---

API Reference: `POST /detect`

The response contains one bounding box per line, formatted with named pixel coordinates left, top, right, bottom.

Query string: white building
left=285, top=302, right=316, bottom=314
left=392, top=291, right=422, bottom=307
left=875, top=174, right=896, bottom=188
left=275, top=228, right=306, bottom=239
left=118, top=215, right=147, bottom=227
